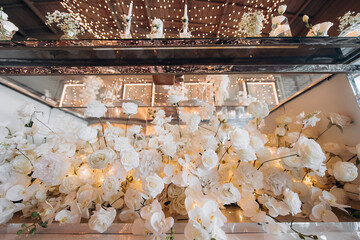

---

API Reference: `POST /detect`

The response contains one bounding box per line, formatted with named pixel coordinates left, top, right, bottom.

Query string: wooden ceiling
left=2, top=0, right=360, bottom=40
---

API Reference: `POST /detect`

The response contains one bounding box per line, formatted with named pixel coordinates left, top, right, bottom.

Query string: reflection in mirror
left=0, top=73, right=326, bottom=131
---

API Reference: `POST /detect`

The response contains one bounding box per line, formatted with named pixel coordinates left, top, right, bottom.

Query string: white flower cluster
left=0, top=102, right=358, bottom=238
left=338, top=11, right=360, bottom=32
left=45, top=10, right=85, bottom=39
left=238, top=10, right=265, bottom=37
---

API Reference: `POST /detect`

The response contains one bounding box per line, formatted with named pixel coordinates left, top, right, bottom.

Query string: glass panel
left=0, top=73, right=327, bottom=128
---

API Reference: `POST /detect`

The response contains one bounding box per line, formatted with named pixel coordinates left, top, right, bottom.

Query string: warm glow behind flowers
left=0, top=102, right=358, bottom=239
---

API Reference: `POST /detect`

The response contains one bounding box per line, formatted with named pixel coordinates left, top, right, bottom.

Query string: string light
left=60, top=0, right=285, bottom=39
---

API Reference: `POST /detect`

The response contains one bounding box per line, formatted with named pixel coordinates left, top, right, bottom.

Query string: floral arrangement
left=206, top=75, right=230, bottom=105
left=338, top=11, right=360, bottom=37
left=45, top=10, right=85, bottom=39
left=147, top=18, right=164, bottom=39
left=0, top=95, right=359, bottom=239
left=338, top=11, right=360, bottom=32
left=81, top=76, right=104, bottom=104
left=238, top=10, right=265, bottom=37
left=269, top=5, right=292, bottom=37
left=303, top=15, right=333, bottom=37
left=0, top=7, right=18, bottom=40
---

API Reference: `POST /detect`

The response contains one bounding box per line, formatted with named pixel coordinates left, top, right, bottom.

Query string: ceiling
left=1, top=0, right=360, bottom=40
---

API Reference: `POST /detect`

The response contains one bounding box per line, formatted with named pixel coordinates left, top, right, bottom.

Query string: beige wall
left=265, top=73, right=360, bottom=146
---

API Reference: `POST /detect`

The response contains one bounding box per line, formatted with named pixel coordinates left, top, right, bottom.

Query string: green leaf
left=30, top=227, right=37, bottom=235
left=16, top=230, right=23, bottom=235
left=39, top=222, right=48, bottom=228
left=356, top=158, right=360, bottom=167
left=25, top=120, right=34, bottom=128
left=31, top=212, right=39, bottom=218
left=21, top=223, right=26, bottom=228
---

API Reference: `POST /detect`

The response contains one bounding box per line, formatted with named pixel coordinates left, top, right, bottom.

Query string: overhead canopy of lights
left=61, top=0, right=285, bottom=39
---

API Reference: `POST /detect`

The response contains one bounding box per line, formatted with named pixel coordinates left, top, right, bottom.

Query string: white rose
left=294, top=137, right=326, bottom=172
left=235, top=162, right=263, bottom=191
left=114, top=137, right=132, bottom=152
left=59, top=175, right=80, bottom=194
left=89, top=205, right=116, bottom=233
left=77, top=126, right=97, bottom=143
left=275, top=127, right=286, bottom=137
left=201, top=135, right=218, bottom=150
left=167, top=95, right=184, bottom=105
left=144, top=174, right=164, bottom=198
left=218, top=183, right=241, bottom=205
left=230, top=128, right=250, bottom=149
left=248, top=102, right=269, bottom=118
left=237, top=147, right=257, bottom=162
left=120, top=148, right=139, bottom=172
left=32, top=153, right=71, bottom=186
left=0, top=198, right=24, bottom=224
left=77, top=184, right=99, bottom=209
left=122, top=102, right=138, bottom=115
left=85, top=100, right=107, bottom=118
left=185, top=114, right=201, bottom=133
left=161, top=141, right=177, bottom=157
left=201, top=149, right=218, bottom=169
left=11, top=155, right=33, bottom=175
left=278, top=148, right=301, bottom=169
left=283, top=188, right=302, bottom=216
left=87, top=148, right=116, bottom=170
left=332, top=161, right=358, bottom=182
left=101, top=176, right=120, bottom=195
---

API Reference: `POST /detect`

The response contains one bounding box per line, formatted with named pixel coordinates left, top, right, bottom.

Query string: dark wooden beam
left=22, top=0, right=57, bottom=34
left=216, top=0, right=231, bottom=37
left=289, top=0, right=313, bottom=25
left=106, top=0, right=123, bottom=35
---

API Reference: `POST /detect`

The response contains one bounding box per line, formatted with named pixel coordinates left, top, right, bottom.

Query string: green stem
left=257, top=154, right=299, bottom=170
left=16, top=148, right=33, bottom=166
left=266, top=214, right=281, bottom=223
left=217, top=145, right=232, bottom=170
left=89, top=143, right=95, bottom=152
left=214, top=122, right=222, bottom=139
left=35, top=117, right=56, bottom=134
left=315, top=127, right=330, bottom=141
left=346, top=154, right=357, bottom=162
left=176, top=104, right=182, bottom=139
left=98, top=118, right=108, bottom=147
left=125, top=115, right=129, bottom=136
left=301, top=169, right=310, bottom=182
left=290, top=220, right=319, bottom=239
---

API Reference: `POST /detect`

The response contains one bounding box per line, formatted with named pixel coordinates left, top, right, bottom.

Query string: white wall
left=0, top=84, right=86, bottom=126
left=265, top=73, right=360, bottom=146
